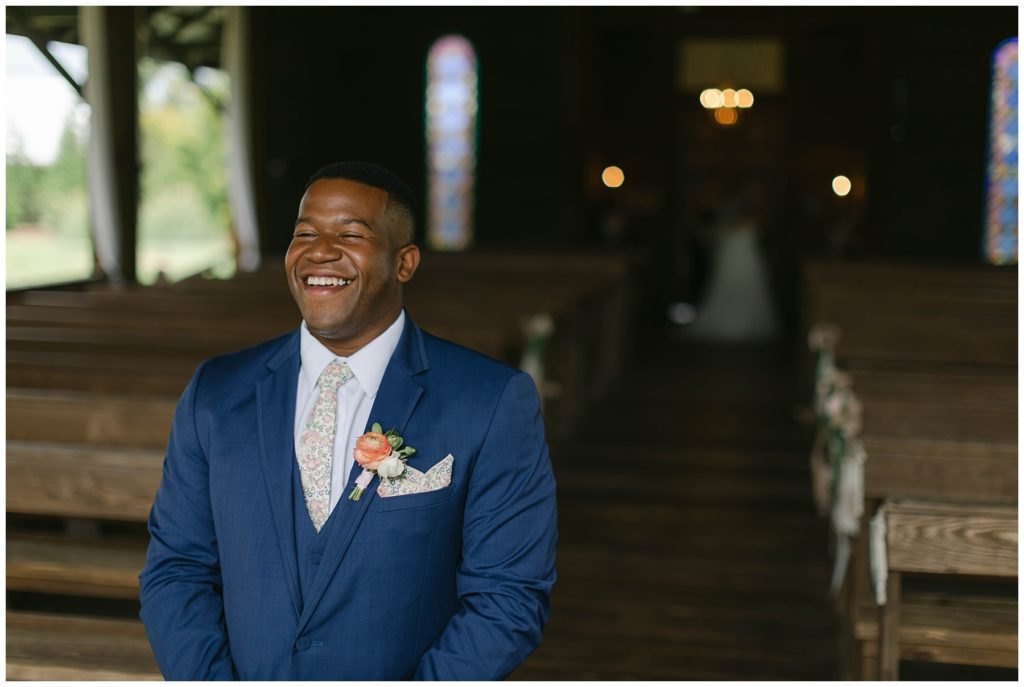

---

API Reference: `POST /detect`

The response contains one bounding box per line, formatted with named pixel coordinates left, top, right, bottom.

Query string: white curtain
left=223, top=5, right=261, bottom=272
left=80, top=6, right=124, bottom=282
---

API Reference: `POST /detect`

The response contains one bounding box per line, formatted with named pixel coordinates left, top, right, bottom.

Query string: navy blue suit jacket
left=139, top=315, right=558, bottom=679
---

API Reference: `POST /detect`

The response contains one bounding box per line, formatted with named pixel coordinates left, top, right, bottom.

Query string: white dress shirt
left=294, top=311, right=405, bottom=516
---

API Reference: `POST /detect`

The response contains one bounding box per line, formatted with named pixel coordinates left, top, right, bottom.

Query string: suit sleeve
left=138, top=362, right=237, bottom=680
left=414, top=371, right=558, bottom=680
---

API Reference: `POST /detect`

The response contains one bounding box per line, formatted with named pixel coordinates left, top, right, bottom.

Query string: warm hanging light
left=714, top=108, right=738, bottom=126
left=699, top=88, right=723, bottom=109
left=832, top=175, right=852, bottom=197
left=701, top=85, right=753, bottom=128
left=602, top=165, right=625, bottom=188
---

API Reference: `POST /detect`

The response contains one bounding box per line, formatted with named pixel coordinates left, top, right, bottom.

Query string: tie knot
left=318, top=360, right=353, bottom=392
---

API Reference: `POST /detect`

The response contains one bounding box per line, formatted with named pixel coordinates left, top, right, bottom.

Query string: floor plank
left=511, top=339, right=839, bottom=680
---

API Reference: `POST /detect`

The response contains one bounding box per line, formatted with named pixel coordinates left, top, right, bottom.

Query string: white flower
left=377, top=453, right=406, bottom=478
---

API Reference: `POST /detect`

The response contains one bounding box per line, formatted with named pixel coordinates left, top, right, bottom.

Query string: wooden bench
left=803, top=259, right=1018, bottom=679
left=855, top=370, right=1017, bottom=504
left=6, top=443, right=162, bottom=679
left=6, top=251, right=642, bottom=680
left=7, top=534, right=148, bottom=600
left=852, top=500, right=1017, bottom=679
left=7, top=611, right=160, bottom=680
left=7, top=254, right=638, bottom=439
left=7, top=443, right=164, bottom=520
left=803, top=259, right=1017, bottom=368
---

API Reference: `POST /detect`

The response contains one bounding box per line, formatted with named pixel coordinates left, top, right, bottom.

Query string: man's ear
left=395, top=244, right=420, bottom=284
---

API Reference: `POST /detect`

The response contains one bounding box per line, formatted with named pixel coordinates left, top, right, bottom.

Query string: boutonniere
left=348, top=423, right=416, bottom=501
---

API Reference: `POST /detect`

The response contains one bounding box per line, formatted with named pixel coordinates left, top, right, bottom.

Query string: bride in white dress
left=686, top=212, right=780, bottom=342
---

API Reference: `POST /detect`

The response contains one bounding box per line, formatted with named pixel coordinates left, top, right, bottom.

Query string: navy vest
left=291, top=460, right=340, bottom=610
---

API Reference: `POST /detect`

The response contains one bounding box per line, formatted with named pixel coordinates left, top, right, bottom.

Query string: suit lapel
left=297, top=314, right=429, bottom=632
left=256, top=331, right=303, bottom=620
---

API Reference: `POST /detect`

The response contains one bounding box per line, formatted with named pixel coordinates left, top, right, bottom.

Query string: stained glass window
left=426, top=35, right=478, bottom=251
left=983, top=38, right=1018, bottom=265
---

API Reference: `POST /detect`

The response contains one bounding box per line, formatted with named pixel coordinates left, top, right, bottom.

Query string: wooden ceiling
left=6, top=6, right=225, bottom=72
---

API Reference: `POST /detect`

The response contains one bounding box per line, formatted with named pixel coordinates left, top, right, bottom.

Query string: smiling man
left=139, top=161, right=558, bottom=680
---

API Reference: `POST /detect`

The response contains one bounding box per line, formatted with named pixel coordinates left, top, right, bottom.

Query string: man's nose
left=307, top=234, right=342, bottom=261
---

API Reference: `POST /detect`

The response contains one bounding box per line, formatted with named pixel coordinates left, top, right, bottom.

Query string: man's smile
left=304, top=275, right=354, bottom=287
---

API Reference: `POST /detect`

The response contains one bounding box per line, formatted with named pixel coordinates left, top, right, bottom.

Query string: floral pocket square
left=377, top=454, right=454, bottom=498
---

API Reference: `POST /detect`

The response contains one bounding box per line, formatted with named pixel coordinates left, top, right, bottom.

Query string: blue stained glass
left=983, top=38, right=1018, bottom=265
left=426, top=35, right=478, bottom=251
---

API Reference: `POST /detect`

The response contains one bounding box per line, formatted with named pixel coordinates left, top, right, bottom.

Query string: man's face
left=286, top=178, right=418, bottom=356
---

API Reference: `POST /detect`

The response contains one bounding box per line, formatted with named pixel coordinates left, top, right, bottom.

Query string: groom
left=139, top=161, right=558, bottom=680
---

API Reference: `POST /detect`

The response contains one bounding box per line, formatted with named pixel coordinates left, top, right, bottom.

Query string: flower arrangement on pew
left=808, top=322, right=866, bottom=595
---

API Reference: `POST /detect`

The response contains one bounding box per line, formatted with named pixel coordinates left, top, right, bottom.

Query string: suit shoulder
left=419, top=328, right=522, bottom=388
left=197, top=329, right=298, bottom=384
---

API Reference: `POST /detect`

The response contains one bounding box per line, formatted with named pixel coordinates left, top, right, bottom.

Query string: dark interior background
left=245, top=6, right=1015, bottom=335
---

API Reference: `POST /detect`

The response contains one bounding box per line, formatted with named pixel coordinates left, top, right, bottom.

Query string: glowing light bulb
left=832, top=175, right=852, bottom=197
left=602, top=166, right=625, bottom=188
left=699, top=88, right=723, bottom=109
left=714, top=108, right=738, bottom=126
left=736, top=89, right=754, bottom=108
left=721, top=89, right=738, bottom=108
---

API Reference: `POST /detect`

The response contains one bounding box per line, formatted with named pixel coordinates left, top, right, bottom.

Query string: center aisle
left=511, top=338, right=838, bottom=680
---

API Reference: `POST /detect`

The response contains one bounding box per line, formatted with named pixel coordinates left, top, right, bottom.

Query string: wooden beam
left=6, top=7, right=85, bottom=99
left=106, top=7, right=139, bottom=282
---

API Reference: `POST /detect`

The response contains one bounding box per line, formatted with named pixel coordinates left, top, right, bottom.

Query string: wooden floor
left=511, top=334, right=839, bottom=680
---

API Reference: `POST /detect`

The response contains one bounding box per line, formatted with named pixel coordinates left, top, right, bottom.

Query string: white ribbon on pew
left=809, top=426, right=831, bottom=517
left=869, top=504, right=888, bottom=605
left=519, top=312, right=558, bottom=408
left=828, top=439, right=866, bottom=595
left=830, top=534, right=852, bottom=597
left=833, top=439, right=865, bottom=537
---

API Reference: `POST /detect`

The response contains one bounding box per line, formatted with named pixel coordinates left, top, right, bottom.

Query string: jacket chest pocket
left=376, top=485, right=452, bottom=512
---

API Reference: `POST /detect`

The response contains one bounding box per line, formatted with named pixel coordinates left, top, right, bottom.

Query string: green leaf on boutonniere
left=387, top=434, right=404, bottom=449
left=371, top=422, right=383, bottom=434
left=398, top=446, right=416, bottom=458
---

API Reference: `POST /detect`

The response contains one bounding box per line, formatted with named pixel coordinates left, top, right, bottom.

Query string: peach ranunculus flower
left=353, top=432, right=393, bottom=470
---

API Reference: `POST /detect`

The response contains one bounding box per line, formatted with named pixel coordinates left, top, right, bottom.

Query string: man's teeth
left=306, top=276, right=352, bottom=286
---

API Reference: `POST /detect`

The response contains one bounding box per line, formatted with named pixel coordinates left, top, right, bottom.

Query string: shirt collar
left=299, top=310, right=405, bottom=399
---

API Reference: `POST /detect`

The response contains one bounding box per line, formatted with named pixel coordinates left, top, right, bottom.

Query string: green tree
left=6, top=130, right=46, bottom=229
left=138, top=58, right=229, bottom=241
left=39, top=116, right=88, bottom=236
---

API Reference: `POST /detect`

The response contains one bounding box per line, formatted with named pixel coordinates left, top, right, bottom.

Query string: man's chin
left=304, top=320, right=352, bottom=339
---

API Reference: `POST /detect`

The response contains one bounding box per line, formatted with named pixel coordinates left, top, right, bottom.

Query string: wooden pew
left=6, top=442, right=162, bottom=679
left=7, top=253, right=638, bottom=437
left=7, top=443, right=163, bottom=520
left=7, top=535, right=148, bottom=600
left=852, top=500, right=1018, bottom=679
left=855, top=370, right=1017, bottom=504
left=803, top=259, right=1018, bottom=680
left=803, top=259, right=1017, bottom=368
left=7, top=611, right=160, bottom=680
left=6, top=251, right=641, bottom=680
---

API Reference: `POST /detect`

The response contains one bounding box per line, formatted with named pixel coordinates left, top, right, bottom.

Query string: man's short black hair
left=305, top=161, right=417, bottom=244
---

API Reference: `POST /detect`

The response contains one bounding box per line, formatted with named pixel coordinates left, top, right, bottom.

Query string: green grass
left=137, top=237, right=236, bottom=284
left=6, top=227, right=236, bottom=289
left=6, top=229, right=94, bottom=289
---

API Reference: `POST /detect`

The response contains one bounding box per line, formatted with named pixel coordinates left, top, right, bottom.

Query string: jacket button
left=295, top=637, right=311, bottom=652
left=311, top=553, right=322, bottom=564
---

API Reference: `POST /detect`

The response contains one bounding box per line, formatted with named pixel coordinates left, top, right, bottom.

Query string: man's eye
left=294, top=231, right=315, bottom=238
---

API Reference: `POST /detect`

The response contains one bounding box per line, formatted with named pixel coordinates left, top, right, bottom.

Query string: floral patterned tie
left=297, top=360, right=354, bottom=531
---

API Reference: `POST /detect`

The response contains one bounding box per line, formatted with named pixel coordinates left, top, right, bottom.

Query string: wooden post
left=878, top=570, right=901, bottom=680
left=80, top=6, right=138, bottom=283
left=106, top=8, right=138, bottom=282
